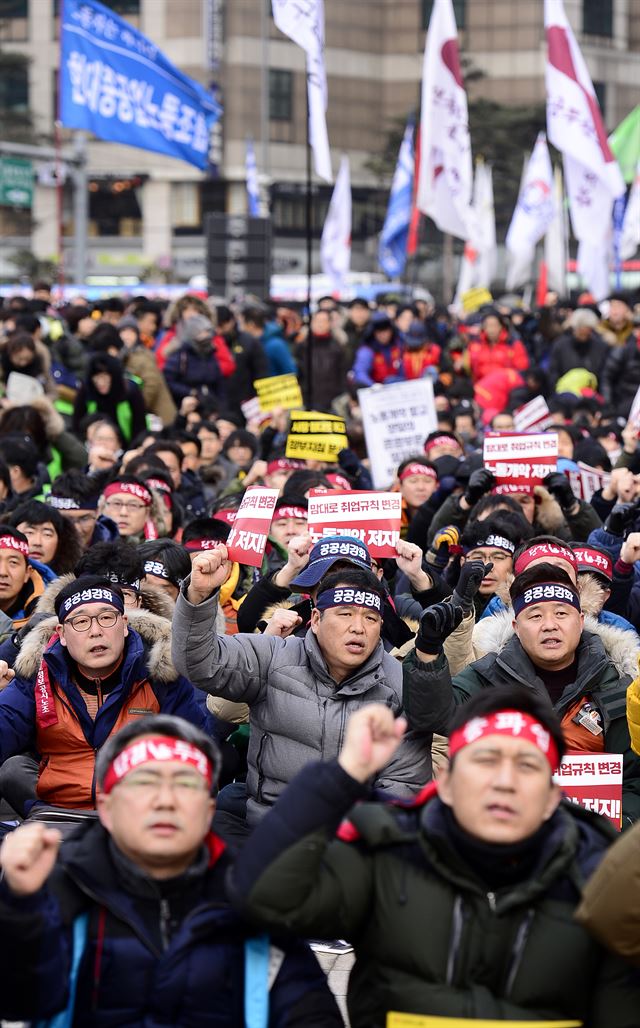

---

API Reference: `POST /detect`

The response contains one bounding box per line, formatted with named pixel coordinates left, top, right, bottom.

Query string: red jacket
left=156, top=329, right=236, bottom=377
left=467, top=328, right=529, bottom=384
left=402, top=344, right=441, bottom=380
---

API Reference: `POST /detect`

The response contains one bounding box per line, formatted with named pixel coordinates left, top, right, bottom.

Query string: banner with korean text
left=254, top=374, right=303, bottom=413
left=554, top=753, right=623, bottom=830
left=387, top=1015, right=582, bottom=1027
left=60, top=0, right=221, bottom=169
left=513, top=396, right=554, bottom=433
left=358, top=379, right=437, bottom=489
left=484, top=432, right=558, bottom=494
left=225, top=487, right=279, bottom=567
left=564, top=462, right=611, bottom=503
left=285, top=411, right=348, bottom=463
left=307, top=490, right=402, bottom=557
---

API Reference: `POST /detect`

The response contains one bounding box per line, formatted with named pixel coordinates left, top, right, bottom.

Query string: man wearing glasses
left=0, top=575, right=210, bottom=816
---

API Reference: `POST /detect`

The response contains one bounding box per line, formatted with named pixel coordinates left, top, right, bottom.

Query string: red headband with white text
left=101, top=735, right=214, bottom=794
left=449, top=710, right=559, bottom=770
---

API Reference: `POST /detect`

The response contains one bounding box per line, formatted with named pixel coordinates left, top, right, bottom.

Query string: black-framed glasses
left=64, top=610, right=121, bottom=633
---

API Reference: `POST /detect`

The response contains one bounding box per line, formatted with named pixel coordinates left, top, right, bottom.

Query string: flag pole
left=305, top=84, right=314, bottom=409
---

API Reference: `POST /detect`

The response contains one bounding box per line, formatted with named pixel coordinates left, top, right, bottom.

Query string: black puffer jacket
left=602, top=334, right=640, bottom=416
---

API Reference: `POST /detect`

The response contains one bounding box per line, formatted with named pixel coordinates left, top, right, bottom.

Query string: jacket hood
left=14, top=604, right=178, bottom=682
left=533, top=486, right=566, bottom=535
left=472, top=607, right=640, bottom=679
left=2, top=394, right=64, bottom=440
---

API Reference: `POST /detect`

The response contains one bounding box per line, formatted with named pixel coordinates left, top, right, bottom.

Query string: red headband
left=573, top=547, right=613, bottom=580
left=449, top=710, right=559, bottom=771
left=400, top=463, right=438, bottom=482
left=514, top=542, right=577, bottom=576
left=266, top=458, right=304, bottom=475
left=184, top=538, right=224, bottom=552
left=101, top=735, right=213, bottom=794
left=103, top=482, right=152, bottom=507
left=326, top=473, right=352, bottom=491
left=0, top=535, right=29, bottom=557
left=273, top=505, right=307, bottom=521
left=425, top=435, right=459, bottom=453
left=213, top=510, right=237, bottom=526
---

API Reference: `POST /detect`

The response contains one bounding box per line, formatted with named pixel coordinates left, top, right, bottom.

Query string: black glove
left=543, top=472, right=578, bottom=513
left=337, top=448, right=360, bottom=476
left=605, top=501, right=640, bottom=538
left=415, top=601, right=464, bottom=655
left=452, top=559, right=493, bottom=613
left=463, top=468, right=495, bottom=507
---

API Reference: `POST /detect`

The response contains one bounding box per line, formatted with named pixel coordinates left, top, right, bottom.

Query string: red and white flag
left=544, top=0, right=624, bottom=299
left=416, top=0, right=473, bottom=240
left=320, top=155, right=351, bottom=294
left=505, top=132, right=556, bottom=289
left=454, top=161, right=496, bottom=306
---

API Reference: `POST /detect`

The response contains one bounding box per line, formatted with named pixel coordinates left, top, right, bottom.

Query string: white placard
left=358, top=379, right=437, bottom=489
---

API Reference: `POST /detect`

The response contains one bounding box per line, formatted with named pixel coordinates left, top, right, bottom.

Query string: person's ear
left=543, top=782, right=562, bottom=821
left=56, top=624, right=66, bottom=647
left=310, top=608, right=321, bottom=636
left=96, top=790, right=113, bottom=832
left=437, top=766, right=453, bottom=807
left=512, top=617, right=519, bottom=638
left=122, top=614, right=129, bottom=637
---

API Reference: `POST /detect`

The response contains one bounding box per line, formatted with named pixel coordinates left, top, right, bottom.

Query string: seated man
left=0, top=576, right=210, bottom=814
left=230, top=691, right=640, bottom=1026
left=405, top=562, right=640, bottom=825
left=0, top=525, right=51, bottom=644
left=172, top=546, right=450, bottom=829
left=47, top=469, right=119, bottom=550
left=0, top=715, right=341, bottom=1026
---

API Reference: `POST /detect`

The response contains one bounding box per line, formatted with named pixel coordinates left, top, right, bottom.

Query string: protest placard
left=225, top=487, right=279, bottom=567
left=285, top=411, right=348, bottom=463
left=358, top=379, right=437, bottom=489
left=253, top=373, right=303, bottom=412
left=387, top=1016, right=581, bottom=1027
left=307, top=490, right=402, bottom=557
left=513, top=396, right=554, bottom=433
left=554, top=753, right=623, bottom=830
left=564, top=462, right=611, bottom=503
left=460, top=286, right=493, bottom=314
left=483, top=432, right=558, bottom=494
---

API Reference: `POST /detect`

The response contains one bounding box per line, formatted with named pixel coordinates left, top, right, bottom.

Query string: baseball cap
left=290, top=535, right=372, bottom=588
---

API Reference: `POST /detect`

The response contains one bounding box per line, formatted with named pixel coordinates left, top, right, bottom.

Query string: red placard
left=483, top=431, right=558, bottom=494
left=225, top=487, right=279, bottom=567
left=307, top=490, right=402, bottom=557
left=554, top=752, right=623, bottom=830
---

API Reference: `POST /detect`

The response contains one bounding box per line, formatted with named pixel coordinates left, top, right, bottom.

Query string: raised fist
left=0, top=822, right=62, bottom=896
left=453, top=559, right=493, bottom=613
left=187, top=545, right=230, bottom=604
left=264, top=608, right=303, bottom=638
left=338, top=704, right=406, bottom=784
left=463, top=468, right=495, bottom=508
left=416, top=601, right=464, bottom=656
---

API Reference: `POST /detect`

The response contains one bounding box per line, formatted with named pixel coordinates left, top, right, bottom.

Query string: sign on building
left=205, top=213, right=272, bottom=298
left=0, top=157, right=33, bottom=209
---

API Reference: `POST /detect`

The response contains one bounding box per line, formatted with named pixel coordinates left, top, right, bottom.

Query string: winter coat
left=72, top=379, right=147, bottom=444
left=296, top=333, right=345, bottom=411
left=0, top=607, right=210, bottom=809
left=576, top=818, right=640, bottom=966
left=0, top=820, right=341, bottom=1026
left=4, top=393, right=87, bottom=471
left=171, top=587, right=447, bottom=824
left=230, top=758, right=640, bottom=1027
left=404, top=622, right=640, bottom=824
left=223, top=329, right=270, bottom=413
left=261, top=322, right=297, bottom=377
left=122, top=344, right=177, bottom=426
left=548, top=330, right=609, bottom=387
left=467, top=328, right=529, bottom=384
left=602, top=333, right=640, bottom=416
left=351, top=335, right=405, bottom=387
left=163, top=338, right=225, bottom=404
left=0, top=561, right=49, bottom=645
left=599, top=317, right=636, bottom=348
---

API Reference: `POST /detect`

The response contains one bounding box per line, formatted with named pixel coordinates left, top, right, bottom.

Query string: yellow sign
left=387, top=1016, right=582, bottom=1028
left=461, top=286, right=493, bottom=314
left=285, top=410, right=348, bottom=463
left=254, top=373, right=303, bottom=412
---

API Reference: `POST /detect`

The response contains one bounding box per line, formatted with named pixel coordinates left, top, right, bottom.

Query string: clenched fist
left=264, top=608, right=303, bottom=638
left=338, top=704, right=407, bottom=783
left=0, top=659, right=14, bottom=690
left=0, top=822, right=62, bottom=896
left=187, top=546, right=231, bottom=604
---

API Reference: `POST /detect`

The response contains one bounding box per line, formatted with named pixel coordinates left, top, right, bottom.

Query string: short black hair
left=55, top=574, right=125, bottom=621
left=241, top=305, right=266, bottom=329
left=282, top=470, right=332, bottom=496
left=49, top=468, right=104, bottom=507
left=9, top=499, right=63, bottom=534
left=174, top=430, right=202, bottom=455
left=397, top=456, right=437, bottom=478
left=0, top=436, right=39, bottom=478
left=139, top=539, right=192, bottom=586
left=512, top=535, right=570, bottom=570
left=509, top=561, right=577, bottom=607
left=75, top=541, right=145, bottom=587
left=182, top=516, right=230, bottom=545
left=469, top=494, right=524, bottom=522
left=448, top=685, right=565, bottom=766
left=88, top=323, right=124, bottom=353
left=146, top=440, right=184, bottom=465
left=95, top=714, right=222, bottom=795
left=318, top=567, right=385, bottom=605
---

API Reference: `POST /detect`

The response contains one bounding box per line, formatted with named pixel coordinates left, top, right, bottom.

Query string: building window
left=421, top=0, right=465, bottom=30
left=171, top=182, right=201, bottom=235
left=583, top=0, right=613, bottom=37
left=269, top=69, right=293, bottom=122
left=593, top=81, right=607, bottom=120
left=0, top=0, right=28, bottom=41
left=53, top=0, right=139, bottom=11
left=88, top=176, right=143, bottom=237
left=0, top=61, right=28, bottom=114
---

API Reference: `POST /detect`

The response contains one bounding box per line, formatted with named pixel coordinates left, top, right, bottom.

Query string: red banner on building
left=307, top=490, right=402, bottom=557
left=484, top=432, right=558, bottom=494
left=225, top=487, right=279, bottom=567
left=554, top=752, right=623, bottom=830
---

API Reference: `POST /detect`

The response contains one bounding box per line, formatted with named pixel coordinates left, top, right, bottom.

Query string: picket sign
left=358, top=379, right=437, bottom=489
left=307, top=490, right=402, bottom=557
left=553, top=752, right=623, bottom=830
left=225, top=487, right=279, bottom=568
left=483, top=432, right=558, bottom=493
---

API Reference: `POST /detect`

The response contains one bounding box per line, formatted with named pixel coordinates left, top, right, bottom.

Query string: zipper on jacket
left=255, top=732, right=268, bottom=803
left=504, top=909, right=535, bottom=996
left=445, top=895, right=465, bottom=985
left=487, top=891, right=496, bottom=912
left=159, top=897, right=171, bottom=951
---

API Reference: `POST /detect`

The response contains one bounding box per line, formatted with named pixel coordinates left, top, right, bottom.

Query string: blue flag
left=378, top=120, right=415, bottom=278
left=245, top=138, right=261, bottom=217
left=60, top=0, right=221, bottom=170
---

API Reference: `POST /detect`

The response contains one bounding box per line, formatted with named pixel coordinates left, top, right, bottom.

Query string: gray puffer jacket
left=172, top=588, right=450, bottom=825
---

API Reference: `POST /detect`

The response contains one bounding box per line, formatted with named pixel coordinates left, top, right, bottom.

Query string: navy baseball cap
left=290, top=535, right=372, bottom=588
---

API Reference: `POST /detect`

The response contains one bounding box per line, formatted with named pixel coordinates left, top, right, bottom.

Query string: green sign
left=0, top=157, right=34, bottom=209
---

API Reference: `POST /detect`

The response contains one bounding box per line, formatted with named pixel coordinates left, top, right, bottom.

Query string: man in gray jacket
left=172, top=542, right=451, bottom=829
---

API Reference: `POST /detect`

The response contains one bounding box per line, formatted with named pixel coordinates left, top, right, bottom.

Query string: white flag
left=544, top=0, right=624, bottom=298
left=454, top=162, right=496, bottom=305
left=620, top=163, right=640, bottom=261
left=416, top=0, right=473, bottom=239
left=272, top=0, right=332, bottom=183
left=505, top=133, right=556, bottom=288
left=545, top=165, right=568, bottom=295
left=320, top=155, right=351, bottom=294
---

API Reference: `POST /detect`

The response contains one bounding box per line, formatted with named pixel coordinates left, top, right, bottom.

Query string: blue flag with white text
left=378, top=119, right=415, bottom=278
left=60, top=0, right=221, bottom=170
left=246, top=138, right=261, bottom=217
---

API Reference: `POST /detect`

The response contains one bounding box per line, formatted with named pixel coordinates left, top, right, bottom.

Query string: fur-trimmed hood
left=14, top=605, right=178, bottom=683
left=532, top=485, right=567, bottom=536
left=32, top=572, right=175, bottom=622
left=473, top=607, right=640, bottom=679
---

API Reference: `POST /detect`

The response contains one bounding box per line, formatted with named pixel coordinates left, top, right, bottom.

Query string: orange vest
left=34, top=660, right=160, bottom=809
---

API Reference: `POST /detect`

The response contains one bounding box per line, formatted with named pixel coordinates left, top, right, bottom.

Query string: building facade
left=0, top=0, right=638, bottom=286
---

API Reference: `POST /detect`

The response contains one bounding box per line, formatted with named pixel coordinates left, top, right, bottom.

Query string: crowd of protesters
left=1, top=279, right=640, bottom=1024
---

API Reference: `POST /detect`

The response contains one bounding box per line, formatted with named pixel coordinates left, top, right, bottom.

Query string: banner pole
left=305, top=84, right=313, bottom=409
